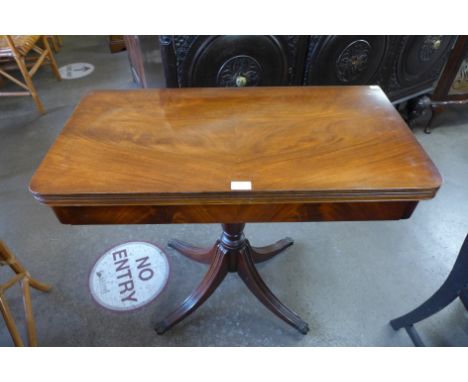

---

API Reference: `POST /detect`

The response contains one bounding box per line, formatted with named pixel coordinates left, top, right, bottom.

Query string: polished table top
left=30, top=86, right=441, bottom=224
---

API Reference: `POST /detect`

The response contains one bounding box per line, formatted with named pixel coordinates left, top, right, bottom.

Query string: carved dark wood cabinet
left=159, top=35, right=457, bottom=103
left=382, top=36, right=456, bottom=101
left=303, top=36, right=389, bottom=86
left=160, top=35, right=308, bottom=88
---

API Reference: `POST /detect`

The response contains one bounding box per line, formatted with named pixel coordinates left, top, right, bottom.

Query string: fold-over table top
left=30, top=86, right=441, bottom=206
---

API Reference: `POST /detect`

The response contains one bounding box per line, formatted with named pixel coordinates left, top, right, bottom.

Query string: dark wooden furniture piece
left=29, top=86, right=441, bottom=334
left=109, top=35, right=126, bottom=53
left=423, top=36, right=468, bottom=133
left=123, top=36, right=146, bottom=87
left=0, top=240, right=51, bottom=346
left=155, top=35, right=456, bottom=104
left=160, top=35, right=308, bottom=88
left=391, top=233, right=468, bottom=346
left=431, top=36, right=468, bottom=103
left=124, top=36, right=162, bottom=88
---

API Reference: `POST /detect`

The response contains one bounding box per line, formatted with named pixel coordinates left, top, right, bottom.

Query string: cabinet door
left=304, top=36, right=390, bottom=85
left=385, top=35, right=456, bottom=101
left=168, top=35, right=306, bottom=87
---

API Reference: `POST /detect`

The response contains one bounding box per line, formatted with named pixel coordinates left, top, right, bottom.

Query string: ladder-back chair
left=0, top=35, right=61, bottom=113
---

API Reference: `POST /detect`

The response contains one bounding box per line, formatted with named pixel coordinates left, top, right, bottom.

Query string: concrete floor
left=1, top=36, right=468, bottom=346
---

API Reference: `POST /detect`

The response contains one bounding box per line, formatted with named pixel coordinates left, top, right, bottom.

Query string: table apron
left=51, top=201, right=418, bottom=224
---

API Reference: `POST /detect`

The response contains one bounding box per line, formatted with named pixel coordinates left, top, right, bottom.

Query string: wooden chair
left=0, top=240, right=51, bottom=346
left=390, top=233, right=468, bottom=346
left=0, top=35, right=61, bottom=113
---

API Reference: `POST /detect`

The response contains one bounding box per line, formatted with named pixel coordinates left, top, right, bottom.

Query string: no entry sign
left=89, top=242, right=170, bottom=311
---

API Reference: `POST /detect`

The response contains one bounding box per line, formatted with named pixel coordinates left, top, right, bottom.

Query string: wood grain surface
left=51, top=201, right=418, bottom=224
left=29, top=86, right=441, bottom=223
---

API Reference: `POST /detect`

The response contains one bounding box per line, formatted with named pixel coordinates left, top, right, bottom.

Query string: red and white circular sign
left=89, top=242, right=170, bottom=311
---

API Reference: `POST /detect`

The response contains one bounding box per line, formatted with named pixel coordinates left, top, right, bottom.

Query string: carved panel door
left=303, top=36, right=390, bottom=86
left=160, top=35, right=308, bottom=88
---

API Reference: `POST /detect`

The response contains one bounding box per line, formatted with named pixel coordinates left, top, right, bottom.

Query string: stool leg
left=0, top=294, right=24, bottom=346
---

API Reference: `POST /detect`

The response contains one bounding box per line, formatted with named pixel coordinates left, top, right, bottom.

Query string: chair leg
left=390, top=286, right=459, bottom=331
left=0, top=294, right=24, bottom=346
left=14, top=56, right=45, bottom=113
left=50, top=36, right=60, bottom=53
left=460, top=287, right=468, bottom=311
left=0, top=241, right=52, bottom=292
left=405, top=325, right=425, bottom=347
left=42, top=37, right=61, bottom=81
left=21, top=279, right=38, bottom=346
left=28, top=277, right=52, bottom=293
left=0, top=241, right=51, bottom=346
left=391, top=233, right=468, bottom=330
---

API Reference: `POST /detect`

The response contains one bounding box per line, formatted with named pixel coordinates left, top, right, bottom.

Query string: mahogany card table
left=30, top=86, right=441, bottom=335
